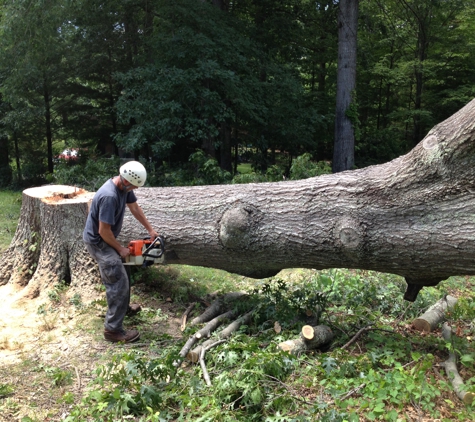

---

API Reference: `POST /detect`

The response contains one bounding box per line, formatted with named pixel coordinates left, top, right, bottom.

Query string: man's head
left=119, top=161, right=147, bottom=191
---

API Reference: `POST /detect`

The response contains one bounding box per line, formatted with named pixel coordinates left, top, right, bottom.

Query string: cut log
left=278, top=325, right=333, bottom=354
left=412, top=295, right=458, bottom=332
left=0, top=185, right=100, bottom=299
left=189, top=292, right=246, bottom=325
left=440, top=323, right=475, bottom=405
left=187, top=310, right=253, bottom=362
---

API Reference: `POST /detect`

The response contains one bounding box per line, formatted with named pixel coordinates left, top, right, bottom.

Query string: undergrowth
left=62, top=269, right=475, bottom=422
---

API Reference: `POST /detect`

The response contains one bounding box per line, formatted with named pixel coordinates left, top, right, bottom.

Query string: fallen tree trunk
left=440, top=323, right=475, bottom=405
left=412, top=295, right=458, bottom=332
left=3, top=100, right=475, bottom=300
left=118, top=98, right=475, bottom=301
left=278, top=325, right=334, bottom=354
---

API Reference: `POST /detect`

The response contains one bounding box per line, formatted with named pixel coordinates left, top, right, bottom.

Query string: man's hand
left=118, top=246, right=131, bottom=259
left=148, top=229, right=160, bottom=240
left=99, top=221, right=129, bottom=257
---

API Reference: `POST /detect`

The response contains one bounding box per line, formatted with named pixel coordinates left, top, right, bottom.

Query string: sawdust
left=0, top=281, right=184, bottom=421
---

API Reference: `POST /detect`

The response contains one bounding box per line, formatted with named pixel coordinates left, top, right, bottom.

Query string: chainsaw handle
left=142, top=235, right=165, bottom=258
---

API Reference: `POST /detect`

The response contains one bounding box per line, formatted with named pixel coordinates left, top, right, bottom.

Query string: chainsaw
left=123, top=236, right=165, bottom=267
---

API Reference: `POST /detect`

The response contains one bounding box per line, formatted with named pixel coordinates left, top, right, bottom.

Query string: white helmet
left=120, top=161, right=147, bottom=187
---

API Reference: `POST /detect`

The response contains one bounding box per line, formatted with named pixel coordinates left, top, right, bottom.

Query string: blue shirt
left=83, top=179, right=137, bottom=244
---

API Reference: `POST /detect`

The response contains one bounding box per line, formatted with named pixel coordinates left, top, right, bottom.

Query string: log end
left=412, top=318, right=432, bottom=333
left=301, top=325, right=315, bottom=340
left=462, top=392, right=475, bottom=405
left=187, top=351, right=200, bottom=363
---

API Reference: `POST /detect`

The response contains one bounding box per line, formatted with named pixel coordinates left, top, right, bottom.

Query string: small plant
left=61, top=392, right=75, bottom=404
left=0, top=383, right=14, bottom=398
left=48, top=280, right=68, bottom=303
left=251, top=278, right=328, bottom=327
left=289, top=153, right=331, bottom=180
left=45, top=366, right=73, bottom=387
left=69, top=293, right=83, bottom=309
left=37, top=303, right=58, bottom=331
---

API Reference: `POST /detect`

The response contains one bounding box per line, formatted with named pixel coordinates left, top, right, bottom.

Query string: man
left=83, top=161, right=159, bottom=343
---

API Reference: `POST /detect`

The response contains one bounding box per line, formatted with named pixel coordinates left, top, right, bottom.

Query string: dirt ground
left=0, top=282, right=184, bottom=421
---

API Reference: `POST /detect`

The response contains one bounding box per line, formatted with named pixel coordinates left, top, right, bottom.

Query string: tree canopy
left=0, top=0, right=475, bottom=187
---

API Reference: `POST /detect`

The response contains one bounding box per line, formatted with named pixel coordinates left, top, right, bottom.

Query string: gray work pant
left=84, top=240, right=130, bottom=333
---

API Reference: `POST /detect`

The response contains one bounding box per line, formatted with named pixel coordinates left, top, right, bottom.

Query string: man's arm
left=127, top=202, right=159, bottom=239
left=98, top=221, right=130, bottom=259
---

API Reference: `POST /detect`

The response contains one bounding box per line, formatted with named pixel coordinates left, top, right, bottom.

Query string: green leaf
left=112, top=388, right=121, bottom=400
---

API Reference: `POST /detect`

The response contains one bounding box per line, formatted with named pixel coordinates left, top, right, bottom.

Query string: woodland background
left=1, top=0, right=475, bottom=188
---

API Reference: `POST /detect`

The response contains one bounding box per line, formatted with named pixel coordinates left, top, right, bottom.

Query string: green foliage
left=52, top=155, right=122, bottom=191
left=64, top=350, right=176, bottom=421
left=115, top=0, right=319, bottom=165
left=250, top=278, right=328, bottom=328
left=0, top=0, right=475, bottom=178
left=69, top=293, right=84, bottom=310
left=0, top=383, right=14, bottom=398
left=0, top=190, right=22, bottom=252
left=289, top=153, right=332, bottom=180
left=38, top=268, right=475, bottom=421
left=46, top=366, right=74, bottom=387
left=47, top=280, right=69, bottom=303
left=188, top=150, right=232, bottom=185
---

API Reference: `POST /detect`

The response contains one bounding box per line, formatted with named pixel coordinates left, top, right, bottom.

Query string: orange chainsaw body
left=128, top=239, right=153, bottom=256
left=124, top=237, right=164, bottom=266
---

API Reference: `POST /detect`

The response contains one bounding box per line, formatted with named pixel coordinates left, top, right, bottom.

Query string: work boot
left=104, top=328, right=140, bottom=343
left=127, top=304, right=142, bottom=316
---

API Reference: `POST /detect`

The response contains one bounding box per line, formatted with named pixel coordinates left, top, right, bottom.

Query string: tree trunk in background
left=43, top=79, right=54, bottom=174
left=0, top=133, right=12, bottom=186
left=333, top=0, right=358, bottom=173
left=220, top=122, right=233, bottom=173
left=3, top=99, right=475, bottom=301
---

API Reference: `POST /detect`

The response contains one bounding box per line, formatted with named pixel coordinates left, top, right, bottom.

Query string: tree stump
left=0, top=185, right=100, bottom=299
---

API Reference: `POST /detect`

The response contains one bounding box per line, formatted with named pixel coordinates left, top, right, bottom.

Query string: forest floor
left=0, top=278, right=185, bottom=421
left=0, top=268, right=473, bottom=421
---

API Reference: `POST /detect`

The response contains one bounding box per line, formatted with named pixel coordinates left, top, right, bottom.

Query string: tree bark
left=3, top=100, right=475, bottom=301
left=115, top=98, right=475, bottom=301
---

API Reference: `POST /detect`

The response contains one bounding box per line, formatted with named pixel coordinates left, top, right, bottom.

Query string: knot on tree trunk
left=219, top=204, right=261, bottom=251
left=334, top=216, right=364, bottom=259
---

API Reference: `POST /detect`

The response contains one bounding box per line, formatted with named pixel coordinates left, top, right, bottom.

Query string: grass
left=0, top=189, right=474, bottom=422
left=237, top=162, right=253, bottom=174
left=0, top=190, right=21, bottom=252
